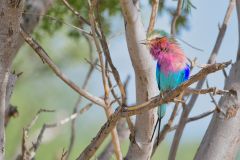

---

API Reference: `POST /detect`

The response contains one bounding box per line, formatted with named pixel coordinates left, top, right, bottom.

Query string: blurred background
left=7, top=0, right=238, bottom=159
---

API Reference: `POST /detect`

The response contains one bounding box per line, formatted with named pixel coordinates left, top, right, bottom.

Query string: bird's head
left=142, top=30, right=174, bottom=60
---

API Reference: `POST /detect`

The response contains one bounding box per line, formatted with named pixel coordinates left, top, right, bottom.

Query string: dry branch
left=66, top=59, right=97, bottom=159
left=19, top=104, right=92, bottom=159
left=171, top=0, right=183, bottom=35
left=170, top=110, right=215, bottom=131
left=95, top=4, right=127, bottom=106
left=20, top=27, right=105, bottom=107
left=76, top=61, right=231, bottom=160
left=147, top=0, right=160, bottom=34
left=61, top=0, right=90, bottom=26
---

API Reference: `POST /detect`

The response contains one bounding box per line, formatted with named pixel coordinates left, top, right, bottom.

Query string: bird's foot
left=174, top=98, right=185, bottom=104
left=160, top=89, right=172, bottom=100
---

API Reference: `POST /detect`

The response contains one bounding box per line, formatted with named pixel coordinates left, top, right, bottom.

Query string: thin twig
left=61, top=0, right=90, bottom=26
left=85, top=58, right=113, bottom=73
left=147, top=0, right=159, bottom=34
left=26, top=109, right=55, bottom=130
left=170, top=110, right=215, bottom=131
left=106, top=71, right=122, bottom=106
left=28, top=104, right=92, bottom=159
left=171, top=0, right=183, bottom=35
left=21, top=129, right=29, bottom=160
left=22, top=12, right=92, bottom=36
left=66, top=59, right=97, bottom=160
left=20, top=27, right=106, bottom=107
left=17, top=109, right=55, bottom=159
left=76, top=61, right=231, bottom=160
left=222, top=68, right=228, bottom=78
left=236, top=0, right=240, bottom=61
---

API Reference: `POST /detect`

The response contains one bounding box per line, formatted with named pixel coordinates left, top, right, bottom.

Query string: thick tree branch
left=76, top=61, right=231, bottom=160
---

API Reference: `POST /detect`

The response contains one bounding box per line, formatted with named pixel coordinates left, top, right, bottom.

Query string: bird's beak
left=140, top=42, right=147, bottom=45
left=139, top=39, right=149, bottom=45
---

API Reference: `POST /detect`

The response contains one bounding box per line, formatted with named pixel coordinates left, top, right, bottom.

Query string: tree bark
left=0, top=0, right=54, bottom=158
left=0, top=0, right=23, bottom=158
left=120, top=0, right=158, bottom=159
left=194, top=61, right=240, bottom=160
left=194, top=1, right=240, bottom=159
left=20, top=0, right=55, bottom=48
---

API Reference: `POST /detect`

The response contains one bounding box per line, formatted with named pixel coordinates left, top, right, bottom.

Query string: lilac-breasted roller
left=144, top=30, right=190, bottom=144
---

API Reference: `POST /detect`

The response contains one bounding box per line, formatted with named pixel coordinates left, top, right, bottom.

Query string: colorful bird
left=144, top=30, right=190, bottom=144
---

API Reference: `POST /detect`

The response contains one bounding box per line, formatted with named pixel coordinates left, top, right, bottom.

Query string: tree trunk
left=120, top=0, right=158, bottom=159
left=0, top=0, right=54, bottom=158
left=0, top=0, right=23, bottom=158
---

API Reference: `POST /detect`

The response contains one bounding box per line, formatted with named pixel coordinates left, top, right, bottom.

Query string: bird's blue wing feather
left=156, top=63, right=161, bottom=90
left=183, top=64, right=190, bottom=81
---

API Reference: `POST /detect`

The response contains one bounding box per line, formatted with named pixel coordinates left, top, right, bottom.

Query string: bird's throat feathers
left=150, top=41, right=187, bottom=75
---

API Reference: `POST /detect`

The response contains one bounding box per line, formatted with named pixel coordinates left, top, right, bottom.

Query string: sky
left=106, top=0, right=238, bottom=141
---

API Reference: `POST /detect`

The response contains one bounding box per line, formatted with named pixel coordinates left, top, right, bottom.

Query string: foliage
left=36, top=0, right=120, bottom=38
left=36, top=0, right=196, bottom=37
left=149, top=0, right=196, bottom=34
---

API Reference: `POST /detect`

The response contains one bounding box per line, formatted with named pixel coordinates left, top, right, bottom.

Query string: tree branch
left=236, top=0, right=240, bottom=61
left=171, top=0, right=183, bottom=35
left=66, top=59, right=97, bottom=160
left=61, top=0, right=90, bottom=26
left=20, top=27, right=106, bottom=107
left=76, top=61, right=231, bottom=160
left=147, top=0, right=159, bottom=34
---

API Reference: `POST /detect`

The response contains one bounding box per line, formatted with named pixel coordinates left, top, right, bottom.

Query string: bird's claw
left=174, top=98, right=185, bottom=104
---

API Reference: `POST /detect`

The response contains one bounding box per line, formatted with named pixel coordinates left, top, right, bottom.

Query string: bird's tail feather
left=150, top=104, right=167, bottom=143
